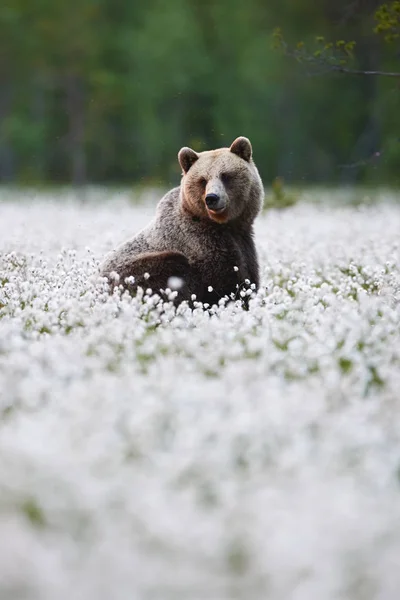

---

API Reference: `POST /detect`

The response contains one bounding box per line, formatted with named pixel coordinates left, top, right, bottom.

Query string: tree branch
left=328, top=64, right=400, bottom=77
left=286, top=48, right=400, bottom=77
left=275, top=33, right=400, bottom=78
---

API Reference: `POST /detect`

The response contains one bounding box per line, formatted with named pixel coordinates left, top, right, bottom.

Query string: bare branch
left=284, top=46, right=400, bottom=77
left=275, top=31, right=400, bottom=78
left=326, top=65, right=400, bottom=77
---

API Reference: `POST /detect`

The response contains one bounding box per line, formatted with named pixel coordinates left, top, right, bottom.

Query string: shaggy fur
left=100, top=137, right=264, bottom=306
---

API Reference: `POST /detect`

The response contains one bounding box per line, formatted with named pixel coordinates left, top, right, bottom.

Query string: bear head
left=178, top=137, right=263, bottom=225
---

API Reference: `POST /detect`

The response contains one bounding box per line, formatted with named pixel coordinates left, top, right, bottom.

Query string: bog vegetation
left=0, top=192, right=399, bottom=598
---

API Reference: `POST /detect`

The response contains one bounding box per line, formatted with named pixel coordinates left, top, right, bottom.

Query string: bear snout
left=205, top=193, right=225, bottom=213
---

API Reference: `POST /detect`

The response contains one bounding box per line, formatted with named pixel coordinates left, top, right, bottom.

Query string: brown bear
left=100, top=136, right=264, bottom=307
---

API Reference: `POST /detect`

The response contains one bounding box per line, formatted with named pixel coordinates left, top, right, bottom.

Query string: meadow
left=0, top=189, right=399, bottom=600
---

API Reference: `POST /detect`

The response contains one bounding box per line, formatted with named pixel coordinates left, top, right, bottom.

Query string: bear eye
left=199, top=177, right=207, bottom=188
left=221, top=172, right=234, bottom=184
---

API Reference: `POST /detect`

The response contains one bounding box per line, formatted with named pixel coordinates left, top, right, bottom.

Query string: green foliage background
left=0, top=0, right=399, bottom=186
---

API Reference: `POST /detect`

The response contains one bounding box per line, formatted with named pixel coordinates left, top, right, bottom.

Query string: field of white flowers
left=0, top=189, right=399, bottom=600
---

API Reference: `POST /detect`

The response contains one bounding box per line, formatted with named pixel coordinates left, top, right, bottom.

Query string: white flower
left=167, top=276, right=184, bottom=291
left=0, top=191, right=399, bottom=599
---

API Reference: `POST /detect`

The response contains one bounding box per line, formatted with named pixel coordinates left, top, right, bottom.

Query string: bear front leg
left=101, top=250, right=202, bottom=305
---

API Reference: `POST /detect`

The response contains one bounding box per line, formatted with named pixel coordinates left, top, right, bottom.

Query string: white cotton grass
left=167, top=276, right=184, bottom=291
left=0, top=191, right=400, bottom=599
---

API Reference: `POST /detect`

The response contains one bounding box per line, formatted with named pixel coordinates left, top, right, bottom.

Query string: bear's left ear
left=230, top=137, right=252, bottom=162
left=178, top=147, right=199, bottom=174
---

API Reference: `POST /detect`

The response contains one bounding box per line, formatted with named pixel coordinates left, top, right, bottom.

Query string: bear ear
left=178, top=147, right=199, bottom=174
left=230, top=137, right=252, bottom=162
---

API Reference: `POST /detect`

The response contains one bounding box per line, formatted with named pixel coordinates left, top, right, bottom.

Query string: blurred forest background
left=0, top=0, right=399, bottom=187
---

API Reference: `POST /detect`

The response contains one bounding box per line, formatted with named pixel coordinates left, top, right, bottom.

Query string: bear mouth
left=207, top=207, right=229, bottom=222
left=207, top=206, right=226, bottom=215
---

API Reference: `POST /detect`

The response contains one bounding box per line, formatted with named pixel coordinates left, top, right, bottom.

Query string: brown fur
left=100, top=137, right=264, bottom=306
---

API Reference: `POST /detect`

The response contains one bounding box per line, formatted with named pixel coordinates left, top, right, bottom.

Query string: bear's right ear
left=178, top=147, right=199, bottom=174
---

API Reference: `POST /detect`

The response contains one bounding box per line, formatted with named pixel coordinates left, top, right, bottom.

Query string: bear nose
left=205, top=193, right=221, bottom=209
